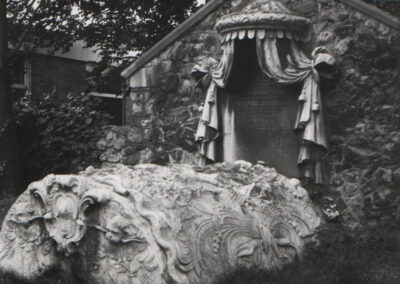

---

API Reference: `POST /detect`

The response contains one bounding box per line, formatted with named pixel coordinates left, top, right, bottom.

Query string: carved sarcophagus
left=0, top=163, right=321, bottom=284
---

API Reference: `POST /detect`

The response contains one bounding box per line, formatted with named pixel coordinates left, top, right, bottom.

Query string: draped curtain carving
left=194, top=37, right=335, bottom=184
left=195, top=40, right=235, bottom=163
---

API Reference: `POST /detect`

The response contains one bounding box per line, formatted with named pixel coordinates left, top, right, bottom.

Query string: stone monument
left=194, top=0, right=336, bottom=184
left=0, top=163, right=321, bottom=284
left=0, top=1, right=340, bottom=283
left=217, top=39, right=302, bottom=178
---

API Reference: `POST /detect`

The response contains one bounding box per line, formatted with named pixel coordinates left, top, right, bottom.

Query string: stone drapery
left=195, top=36, right=335, bottom=184
left=194, top=40, right=234, bottom=165
left=256, top=37, right=335, bottom=183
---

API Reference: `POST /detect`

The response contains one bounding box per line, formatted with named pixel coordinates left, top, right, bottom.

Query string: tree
left=78, top=0, right=199, bottom=62
left=7, top=0, right=83, bottom=57
left=0, top=0, right=24, bottom=197
left=7, top=0, right=200, bottom=63
left=1, top=0, right=201, bottom=195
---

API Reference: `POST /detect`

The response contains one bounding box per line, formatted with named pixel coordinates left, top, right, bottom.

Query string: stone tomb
left=217, top=39, right=302, bottom=178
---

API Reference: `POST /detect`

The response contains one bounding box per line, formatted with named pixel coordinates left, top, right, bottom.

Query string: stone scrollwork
left=28, top=175, right=94, bottom=255
left=0, top=163, right=321, bottom=284
left=0, top=186, right=57, bottom=280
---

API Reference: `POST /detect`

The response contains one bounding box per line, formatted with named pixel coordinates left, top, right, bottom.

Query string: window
left=88, top=92, right=123, bottom=125
left=87, top=63, right=124, bottom=125
left=9, top=54, right=31, bottom=102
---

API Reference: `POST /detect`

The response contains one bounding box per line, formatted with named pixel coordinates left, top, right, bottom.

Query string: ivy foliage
left=14, top=93, right=111, bottom=183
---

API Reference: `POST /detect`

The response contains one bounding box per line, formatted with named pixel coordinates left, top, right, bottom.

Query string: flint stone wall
left=98, top=0, right=400, bottom=228
left=315, top=1, right=400, bottom=229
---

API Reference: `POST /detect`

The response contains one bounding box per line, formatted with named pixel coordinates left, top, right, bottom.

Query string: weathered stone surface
left=393, top=168, right=400, bottom=186
left=112, top=137, right=126, bottom=151
left=131, top=102, right=143, bottom=114
left=0, top=198, right=15, bottom=226
left=217, top=40, right=301, bottom=178
left=100, top=149, right=122, bottom=163
left=0, top=163, right=321, bottom=284
left=321, top=1, right=400, bottom=228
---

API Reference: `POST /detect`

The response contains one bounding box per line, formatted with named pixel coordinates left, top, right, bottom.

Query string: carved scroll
left=0, top=163, right=321, bottom=284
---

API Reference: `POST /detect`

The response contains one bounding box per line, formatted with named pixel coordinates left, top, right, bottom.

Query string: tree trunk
left=0, top=1, right=24, bottom=198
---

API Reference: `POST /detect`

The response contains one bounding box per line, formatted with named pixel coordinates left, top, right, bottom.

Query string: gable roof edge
left=337, top=0, right=400, bottom=31
left=122, top=0, right=399, bottom=79
left=121, top=0, right=224, bottom=79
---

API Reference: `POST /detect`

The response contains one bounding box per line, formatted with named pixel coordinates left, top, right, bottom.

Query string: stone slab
left=218, top=40, right=301, bottom=178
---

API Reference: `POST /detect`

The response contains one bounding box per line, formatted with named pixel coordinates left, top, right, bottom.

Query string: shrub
left=14, top=92, right=111, bottom=184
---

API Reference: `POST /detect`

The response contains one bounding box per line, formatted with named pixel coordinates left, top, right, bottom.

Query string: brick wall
left=30, top=54, right=88, bottom=100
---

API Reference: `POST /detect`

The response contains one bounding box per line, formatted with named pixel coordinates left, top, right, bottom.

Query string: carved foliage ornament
left=0, top=163, right=321, bottom=284
left=28, top=175, right=95, bottom=255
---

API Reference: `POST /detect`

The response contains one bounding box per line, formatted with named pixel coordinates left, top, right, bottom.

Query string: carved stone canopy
left=216, top=0, right=311, bottom=42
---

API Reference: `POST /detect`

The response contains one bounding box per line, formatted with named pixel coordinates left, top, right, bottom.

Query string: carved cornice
left=216, top=0, right=311, bottom=42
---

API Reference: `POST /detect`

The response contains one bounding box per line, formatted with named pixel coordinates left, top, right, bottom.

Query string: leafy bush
left=15, top=93, right=111, bottom=184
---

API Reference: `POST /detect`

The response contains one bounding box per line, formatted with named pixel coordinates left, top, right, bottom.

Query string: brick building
left=9, top=40, right=123, bottom=125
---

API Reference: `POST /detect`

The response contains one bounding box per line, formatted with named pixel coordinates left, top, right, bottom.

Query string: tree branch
left=8, top=0, right=44, bottom=58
